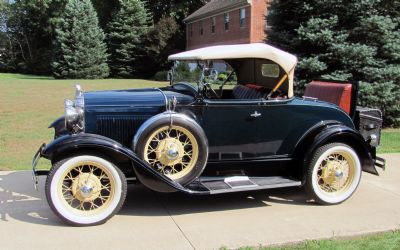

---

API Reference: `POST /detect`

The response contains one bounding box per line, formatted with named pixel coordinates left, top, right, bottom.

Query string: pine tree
left=107, top=0, right=150, bottom=78
left=52, top=0, right=109, bottom=79
left=268, top=0, right=400, bottom=126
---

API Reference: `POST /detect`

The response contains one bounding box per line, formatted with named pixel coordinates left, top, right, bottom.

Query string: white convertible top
left=168, top=43, right=297, bottom=74
left=168, top=43, right=298, bottom=97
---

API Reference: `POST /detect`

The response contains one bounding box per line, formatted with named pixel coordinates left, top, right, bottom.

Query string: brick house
left=184, top=0, right=268, bottom=50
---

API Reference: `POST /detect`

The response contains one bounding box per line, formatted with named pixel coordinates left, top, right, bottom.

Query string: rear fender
left=41, top=133, right=187, bottom=193
left=295, top=122, right=377, bottom=183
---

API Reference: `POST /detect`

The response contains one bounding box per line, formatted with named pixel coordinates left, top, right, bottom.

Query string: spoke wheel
left=306, top=143, right=361, bottom=205
left=143, top=125, right=199, bottom=180
left=46, top=155, right=127, bottom=226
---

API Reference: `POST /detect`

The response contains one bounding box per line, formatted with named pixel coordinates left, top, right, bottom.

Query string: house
left=184, top=0, right=268, bottom=50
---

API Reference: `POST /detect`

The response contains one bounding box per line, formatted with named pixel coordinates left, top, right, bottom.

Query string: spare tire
left=135, top=114, right=208, bottom=185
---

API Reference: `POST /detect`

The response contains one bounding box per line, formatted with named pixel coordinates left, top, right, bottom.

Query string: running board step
left=188, top=176, right=301, bottom=194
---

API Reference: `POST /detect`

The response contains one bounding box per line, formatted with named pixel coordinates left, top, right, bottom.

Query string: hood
left=84, top=88, right=194, bottom=108
left=84, top=88, right=165, bottom=107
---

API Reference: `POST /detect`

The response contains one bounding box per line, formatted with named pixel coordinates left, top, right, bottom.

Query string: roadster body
left=32, top=43, right=385, bottom=226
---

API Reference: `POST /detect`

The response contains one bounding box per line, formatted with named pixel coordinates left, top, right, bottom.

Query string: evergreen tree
left=107, top=0, right=150, bottom=78
left=52, top=0, right=109, bottom=79
left=141, top=16, right=179, bottom=78
left=268, top=0, right=400, bottom=126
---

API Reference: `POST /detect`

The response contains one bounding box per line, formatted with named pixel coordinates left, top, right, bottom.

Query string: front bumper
left=32, top=143, right=49, bottom=190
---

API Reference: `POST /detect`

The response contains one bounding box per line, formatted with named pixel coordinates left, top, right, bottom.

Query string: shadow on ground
left=0, top=171, right=312, bottom=226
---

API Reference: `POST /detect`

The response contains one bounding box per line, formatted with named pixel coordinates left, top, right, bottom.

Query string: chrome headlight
left=64, top=99, right=79, bottom=124
left=64, top=85, right=85, bottom=132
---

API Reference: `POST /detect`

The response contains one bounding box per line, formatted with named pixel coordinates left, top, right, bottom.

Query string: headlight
left=64, top=99, right=79, bottom=124
left=64, top=85, right=85, bottom=133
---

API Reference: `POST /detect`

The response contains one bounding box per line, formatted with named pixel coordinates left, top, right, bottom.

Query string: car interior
left=212, top=58, right=289, bottom=100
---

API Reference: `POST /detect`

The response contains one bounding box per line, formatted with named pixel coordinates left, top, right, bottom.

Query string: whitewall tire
left=306, top=143, right=362, bottom=205
left=45, top=155, right=127, bottom=226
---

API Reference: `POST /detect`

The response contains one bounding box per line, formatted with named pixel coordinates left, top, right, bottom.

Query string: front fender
left=304, top=124, right=377, bottom=176
left=48, top=116, right=68, bottom=138
left=41, top=133, right=188, bottom=193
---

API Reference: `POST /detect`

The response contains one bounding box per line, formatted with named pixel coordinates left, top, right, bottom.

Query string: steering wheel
left=171, top=82, right=198, bottom=97
left=203, top=82, right=220, bottom=99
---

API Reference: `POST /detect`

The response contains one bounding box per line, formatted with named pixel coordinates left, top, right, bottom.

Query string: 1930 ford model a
left=32, top=43, right=385, bottom=226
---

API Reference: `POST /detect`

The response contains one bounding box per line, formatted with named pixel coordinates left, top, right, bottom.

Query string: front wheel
left=45, top=155, right=127, bottom=226
left=306, top=143, right=362, bottom=205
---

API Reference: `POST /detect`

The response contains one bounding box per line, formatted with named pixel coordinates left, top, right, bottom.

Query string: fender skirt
left=40, top=133, right=198, bottom=194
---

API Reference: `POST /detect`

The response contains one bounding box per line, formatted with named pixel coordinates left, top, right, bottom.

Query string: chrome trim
left=132, top=112, right=199, bottom=151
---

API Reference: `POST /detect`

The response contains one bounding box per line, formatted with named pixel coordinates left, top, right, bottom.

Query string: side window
left=261, top=64, right=280, bottom=78
left=224, top=13, right=230, bottom=31
left=240, top=8, right=246, bottom=27
left=211, top=17, right=216, bottom=33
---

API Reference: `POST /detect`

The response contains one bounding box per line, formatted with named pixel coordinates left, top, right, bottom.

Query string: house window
left=240, top=8, right=246, bottom=27
left=224, top=13, right=229, bottom=31
left=211, top=17, right=216, bottom=33
left=188, top=23, right=193, bottom=38
left=200, top=20, right=204, bottom=35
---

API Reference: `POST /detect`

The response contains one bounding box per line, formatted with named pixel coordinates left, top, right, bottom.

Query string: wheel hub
left=71, top=173, right=102, bottom=202
left=155, top=138, right=185, bottom=166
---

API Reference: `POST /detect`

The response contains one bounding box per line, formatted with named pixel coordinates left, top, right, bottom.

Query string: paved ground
left=0, top=154, right=399, bottom=250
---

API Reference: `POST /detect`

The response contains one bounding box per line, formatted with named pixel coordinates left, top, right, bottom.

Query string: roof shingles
left=184, top=0, right=250, bottom=22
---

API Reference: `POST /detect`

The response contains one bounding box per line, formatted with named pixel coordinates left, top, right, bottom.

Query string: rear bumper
left=32, top=143, right=49, bottom=190
left=374, top=156, right=386, bottom=171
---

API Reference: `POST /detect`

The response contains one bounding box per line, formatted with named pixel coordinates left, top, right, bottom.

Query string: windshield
left=171, top=60, right=236, bottom=88
left=172, top=61, right=202, bottom=88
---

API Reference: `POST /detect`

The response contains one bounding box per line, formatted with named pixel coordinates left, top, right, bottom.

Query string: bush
left=153, top=71, right=169, bottom=81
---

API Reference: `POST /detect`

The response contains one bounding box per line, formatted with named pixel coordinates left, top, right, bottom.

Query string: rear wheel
left=306, top=143, right=362, bottom=205
left=45, top=155, right=127, bottom=226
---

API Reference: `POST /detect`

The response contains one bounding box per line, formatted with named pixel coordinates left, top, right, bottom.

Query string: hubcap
left=144, top=125, right=199, bottom=180
left=317, top=152, right=355, bottom=194
left=58, top=162, right=115, bottom=212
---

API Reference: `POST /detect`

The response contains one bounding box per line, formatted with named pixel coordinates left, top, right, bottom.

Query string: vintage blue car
left=32, top=43, right=385, bottom=226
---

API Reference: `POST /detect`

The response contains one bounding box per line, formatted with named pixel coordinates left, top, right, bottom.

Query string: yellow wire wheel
left=136, top=115, right=208, bottom=186
left=143, top=125, right=199, bottom=180
left=307, top=143, right=362, bottom=205
left=46, top=155, right=127, bottom=226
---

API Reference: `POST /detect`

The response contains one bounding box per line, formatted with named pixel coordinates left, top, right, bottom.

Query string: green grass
left=0, top=73, right=167, bottom=171
left=0, top=73, right=399, bottom=171
left=230, top=230, right=400, bottom=250
left=379, top=129, right=400, bottom=154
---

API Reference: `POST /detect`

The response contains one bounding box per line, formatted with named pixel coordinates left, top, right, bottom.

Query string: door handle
left=250, top=111, right=261, bottom=118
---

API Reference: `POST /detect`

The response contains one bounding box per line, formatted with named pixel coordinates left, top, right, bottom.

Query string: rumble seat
left=232, top=84, right=266, bottom=99
left=304, top=80, right=352, bottom=114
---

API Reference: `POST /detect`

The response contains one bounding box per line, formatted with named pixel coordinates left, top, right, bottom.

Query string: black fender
left=41, top=133, right=190, bottom=193
left=48, top=116, right=68, bottom=138
left=294, top=121, right=377, bottom=183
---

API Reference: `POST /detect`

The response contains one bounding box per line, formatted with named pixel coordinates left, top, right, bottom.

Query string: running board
left=187, top=176, right=301, bottom=194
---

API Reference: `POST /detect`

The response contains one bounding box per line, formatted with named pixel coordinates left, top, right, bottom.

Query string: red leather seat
left=304, top=81, right=352, bottom=114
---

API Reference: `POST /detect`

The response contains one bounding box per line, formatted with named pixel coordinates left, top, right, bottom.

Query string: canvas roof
left=168, top=43, right=298, bottom=98
left=168, top=43, right=297, bottom=74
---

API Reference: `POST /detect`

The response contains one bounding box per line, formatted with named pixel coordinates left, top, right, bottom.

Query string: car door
left=198, top=97, right=311, bottom=162
left=198, top=99, right=267, bottom=162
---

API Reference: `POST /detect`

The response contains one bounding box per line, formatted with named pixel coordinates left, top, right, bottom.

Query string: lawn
left=233, top=230, right=400, bottom=250
left=0, top=73, right=167, bottom=171
left=0, top=73, right=399, bottom=171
